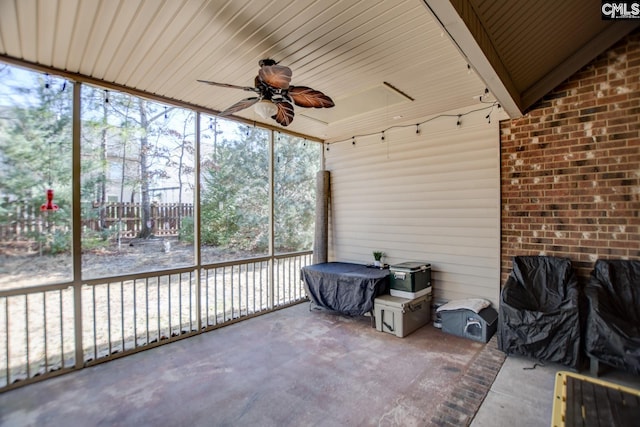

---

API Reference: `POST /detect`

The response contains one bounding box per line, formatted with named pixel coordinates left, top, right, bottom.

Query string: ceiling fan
left=198, top=59, right=334, bottom=126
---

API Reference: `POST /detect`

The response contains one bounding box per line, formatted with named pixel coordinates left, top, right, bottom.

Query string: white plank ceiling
left=0, top=0, right=636, bottom=142
left=0, top=0, right=487, bottom=142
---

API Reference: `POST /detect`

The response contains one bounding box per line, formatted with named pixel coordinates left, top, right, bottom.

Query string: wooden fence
left=0, top=201, right=194, bottom=241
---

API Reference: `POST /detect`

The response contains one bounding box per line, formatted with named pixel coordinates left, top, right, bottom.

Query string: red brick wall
left=500, top=31, right=640, bottom=284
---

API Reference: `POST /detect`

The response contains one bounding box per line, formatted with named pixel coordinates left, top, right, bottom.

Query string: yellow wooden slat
left=552, top=371, right=640, bottom=427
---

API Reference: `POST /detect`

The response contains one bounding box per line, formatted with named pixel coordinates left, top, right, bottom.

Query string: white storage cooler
left=374, top=292, right=432, bottom=338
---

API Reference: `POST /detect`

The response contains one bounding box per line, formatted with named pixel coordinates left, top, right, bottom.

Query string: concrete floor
left=471, top=355, right=558, bottom=427
left=472, top=354, right=640, bottom=427
left=0, top=303, right=487, bottom=427
left=1, top=302, right=639, bottom=426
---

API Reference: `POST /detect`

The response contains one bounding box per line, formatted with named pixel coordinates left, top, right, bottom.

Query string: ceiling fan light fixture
left=199, top=59, right=334, bottom=126
left=254, top=100, right=278, bottom=119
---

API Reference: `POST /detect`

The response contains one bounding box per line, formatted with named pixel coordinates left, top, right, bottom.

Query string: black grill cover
left=585, top=259, right=640, bottom=374
left=301, top=262, right=389, bottom=316
left=498, top=256, right=581, bottom=369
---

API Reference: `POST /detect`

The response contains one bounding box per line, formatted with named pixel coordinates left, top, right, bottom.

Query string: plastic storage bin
left=389, top=262, right=431, bottom=299
left=374, top=292, right=432, bottom=338
left=439, top=307, right=498, bottom=343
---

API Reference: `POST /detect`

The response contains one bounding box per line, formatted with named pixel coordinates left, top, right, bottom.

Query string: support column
left=72, top=81, right=83, bottom=369
left=313, top=170, right=330, bottom=265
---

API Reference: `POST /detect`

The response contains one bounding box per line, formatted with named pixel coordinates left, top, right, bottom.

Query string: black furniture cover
left=585, top=259, right=640, bottom=374
left=498, top=256, right=581, bottom=369
left=301, top=262, right=389, bottom=316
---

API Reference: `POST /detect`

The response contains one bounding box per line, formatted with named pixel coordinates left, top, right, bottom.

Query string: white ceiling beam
left=421, top=0, right=522, bottom=119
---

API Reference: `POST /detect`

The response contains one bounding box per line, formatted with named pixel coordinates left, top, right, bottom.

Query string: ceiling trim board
left=422, top=0, right=522, bottom=118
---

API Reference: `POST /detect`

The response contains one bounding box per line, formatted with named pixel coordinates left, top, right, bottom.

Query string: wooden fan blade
left=288, top=86, right=335, bottom=108
left=197, top=80, right=259, bottom=93
left=219, top=97, right=260, bottom=116
left=258, top=65, right=292, bottom=89
left=272, top=101, right=294, bottom=126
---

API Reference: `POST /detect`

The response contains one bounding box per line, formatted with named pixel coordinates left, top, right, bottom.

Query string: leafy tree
left=0, top=64, right=319, bottom=260
left=80, top=86, right=140, bottom=244
left=160, top=110, right=195, bottom=232
left=274, top=134, right=320, bottom=252
left=199, top=121, right=321, bottom=254
left=86, top=90, right=177, bottom=239
left=0, top=70, right=73, bottom=254
left=200, top=121, right=269, bottom=252
left=81, top=85, right=113, bottom=232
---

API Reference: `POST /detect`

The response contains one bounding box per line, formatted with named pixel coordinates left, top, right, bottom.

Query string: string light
left=485, top=101, right=502, bottom=124
left=104, top=90, right=109, bottom=103
left=352, top=136, right=356, bottom=145
left=164, top=107, right=168, bottom=119
left=467, top=64, right=472, bottom=74
left=324, top=101, right=499, bottom=150
left=479, top=87, right=494, bottom=103
left=479, top=87, right=488, bottom=102
left=44, top=73, right=50, bottom=89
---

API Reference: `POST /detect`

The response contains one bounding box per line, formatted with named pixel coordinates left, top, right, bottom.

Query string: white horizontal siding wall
left=324, top=108, right=501, bottom=306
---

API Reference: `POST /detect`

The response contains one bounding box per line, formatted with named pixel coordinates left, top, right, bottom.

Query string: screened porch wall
left=324, top=108, right=502, bottom=306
